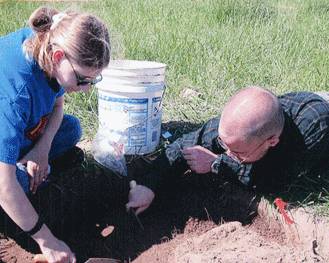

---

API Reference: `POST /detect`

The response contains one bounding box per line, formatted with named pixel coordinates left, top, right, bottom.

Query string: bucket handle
left=157, top=82, right=167, bottom=113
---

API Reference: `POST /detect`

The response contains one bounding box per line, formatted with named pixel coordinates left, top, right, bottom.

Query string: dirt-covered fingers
left=27, top=162, right=39, bottom=193
left=183, top=156, right=197, bottom=171
left=182, top=147, right=200, bottom=163
left=27, top=162, right=47, bottom=193
left=126, top=184, right=155, bottom=215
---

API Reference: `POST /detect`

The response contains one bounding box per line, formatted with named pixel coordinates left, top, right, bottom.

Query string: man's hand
left=18, top=143, right=50, bottom=194
left=182, top=146, right=218, bottom=174
left=126, top=181, right=155, bottom=215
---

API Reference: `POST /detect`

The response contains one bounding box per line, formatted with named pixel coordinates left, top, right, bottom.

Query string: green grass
left=1, top=0, right=329, bottom=214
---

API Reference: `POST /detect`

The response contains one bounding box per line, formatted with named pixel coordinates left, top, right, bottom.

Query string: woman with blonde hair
left=0, top=6, right=110, bottom=263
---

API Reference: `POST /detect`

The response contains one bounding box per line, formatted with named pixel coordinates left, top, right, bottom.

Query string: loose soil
left=134, top=203, right=329, bottom=263
left=0, top=140, right=328, bottom=263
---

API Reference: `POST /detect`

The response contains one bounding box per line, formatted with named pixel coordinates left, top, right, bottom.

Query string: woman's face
left=52, top=51, right=103, bottom=93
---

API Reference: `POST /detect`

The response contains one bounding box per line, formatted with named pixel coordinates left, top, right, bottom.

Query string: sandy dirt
left=133, top=201, right=329, bottom=263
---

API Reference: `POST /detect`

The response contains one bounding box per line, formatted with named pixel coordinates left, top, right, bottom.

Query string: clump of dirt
left=183, top=218, right=217, bottom=236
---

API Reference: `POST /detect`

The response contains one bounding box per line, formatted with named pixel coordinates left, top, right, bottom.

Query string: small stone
left=180, top=88, right=201, bottom=99
left=101, top=225, right=115, bottom=237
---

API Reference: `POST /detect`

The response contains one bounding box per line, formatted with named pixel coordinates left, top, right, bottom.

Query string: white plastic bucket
left=108, top=60, right=166, bottom=75
left=97, top=60, right=166, bottom=155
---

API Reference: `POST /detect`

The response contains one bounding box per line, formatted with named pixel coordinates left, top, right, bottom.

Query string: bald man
left=126, top=87, right=329, bottom=215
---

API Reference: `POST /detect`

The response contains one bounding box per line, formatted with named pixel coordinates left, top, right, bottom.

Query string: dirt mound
left=134, top=200, right=329, bottom=263
left=0, top=238, right=33, bottom=263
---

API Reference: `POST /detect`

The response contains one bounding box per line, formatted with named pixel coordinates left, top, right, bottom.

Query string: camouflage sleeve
left=166, top=117, right=221, bottom=164
left=165, top=127, right=203, bottom=164
left=211, top=154, right=253, bottom=185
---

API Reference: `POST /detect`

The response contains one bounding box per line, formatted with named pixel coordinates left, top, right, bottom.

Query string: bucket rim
left=108, top=60, right=167, bottom=70
left=102, top=69, right=165, bottom=78
left=102, top=68, right=139, bottom=77
left=97, top=82, right=165, bottom=93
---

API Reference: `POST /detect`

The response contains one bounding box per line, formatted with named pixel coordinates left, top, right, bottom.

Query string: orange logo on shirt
left=26, top=115, right=49, bottom=141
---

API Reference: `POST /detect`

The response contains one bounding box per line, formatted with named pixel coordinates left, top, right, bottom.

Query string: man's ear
left=267, top=135, right=280, bottom=147
left=52, top=49, right=65, bottom=64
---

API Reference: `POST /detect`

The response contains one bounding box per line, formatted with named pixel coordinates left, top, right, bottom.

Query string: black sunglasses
left=66, top=55, right=103, bottom=86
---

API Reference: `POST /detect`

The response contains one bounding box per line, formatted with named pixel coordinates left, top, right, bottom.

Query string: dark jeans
left=16, top=114, right=82, bottom=193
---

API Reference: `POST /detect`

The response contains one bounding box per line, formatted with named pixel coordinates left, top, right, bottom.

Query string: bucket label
left=98, top=94, right=149, bottom=148
left=99, top=95, right=148, bottom=104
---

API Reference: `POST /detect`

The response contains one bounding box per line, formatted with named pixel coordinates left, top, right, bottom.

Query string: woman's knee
left=62, top=114, right=82, bottom=144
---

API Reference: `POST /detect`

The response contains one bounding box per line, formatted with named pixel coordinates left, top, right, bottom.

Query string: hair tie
left=50, top=13, right=67, bottom=30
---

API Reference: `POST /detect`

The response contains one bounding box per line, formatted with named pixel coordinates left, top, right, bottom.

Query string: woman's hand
left=38, top=238, right=76, bottom=263
left=18, top=142, right=50, bottom=193
left=0, top=163, right=75, bottom=263
left=33, top=225, right=76, bottom=263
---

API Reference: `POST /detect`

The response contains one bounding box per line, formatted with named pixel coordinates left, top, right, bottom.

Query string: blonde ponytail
left=24, top=6, right=110, bottom=76
left=29, top=7, right=58, bottom=33
left=24, top=7, right=59, bottom=75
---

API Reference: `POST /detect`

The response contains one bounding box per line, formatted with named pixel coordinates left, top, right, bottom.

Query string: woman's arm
left=0, top=162, right=39, bottom=230
left=0, top=161, right=75, bottom=262
left=19, top=96, right=64, bottom=193
left=37, top=95, right=64, bottom=152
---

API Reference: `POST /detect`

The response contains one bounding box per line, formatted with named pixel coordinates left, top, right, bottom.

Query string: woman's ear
left=52, top=49, right=65, bottom=64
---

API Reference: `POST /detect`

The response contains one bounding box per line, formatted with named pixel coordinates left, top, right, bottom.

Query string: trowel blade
left=85, top=258, right=120, bottom=263
left=34, top=254, right=120, bottom=263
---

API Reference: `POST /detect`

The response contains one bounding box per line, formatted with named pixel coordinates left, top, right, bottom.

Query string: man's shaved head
left=219, top=86, right=284, bottom=142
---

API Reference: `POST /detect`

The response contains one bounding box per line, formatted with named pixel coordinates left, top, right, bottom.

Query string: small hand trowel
left=33, top=254, right=120, bottom=263
left=126, top=180, right=145, bottom=231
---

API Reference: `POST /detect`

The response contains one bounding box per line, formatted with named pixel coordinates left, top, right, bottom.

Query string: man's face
left=217, top=125, right=272, bottom=163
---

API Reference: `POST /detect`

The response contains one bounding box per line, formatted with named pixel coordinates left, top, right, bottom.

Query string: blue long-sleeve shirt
left=0, top=28, right=64, bottom=165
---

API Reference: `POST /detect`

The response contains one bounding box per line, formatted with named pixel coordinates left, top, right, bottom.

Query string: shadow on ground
left=0, top=157, right=260, bottom=262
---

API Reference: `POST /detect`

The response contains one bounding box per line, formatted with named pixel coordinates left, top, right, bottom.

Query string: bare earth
left=1, top=204, right=328, bottom=263
left=0, top=140, right=328, bottom=262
